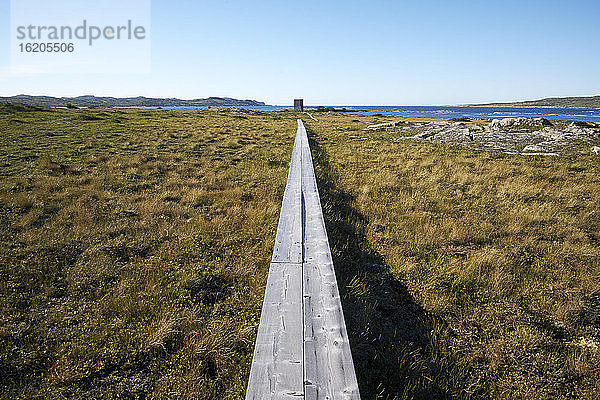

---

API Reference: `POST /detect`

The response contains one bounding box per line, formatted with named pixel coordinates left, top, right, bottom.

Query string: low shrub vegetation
left=0, top=107, right=295, bottom=399
left=307, top=113, right=600, bottom=399
left=1, top=108, right=598, bottom=399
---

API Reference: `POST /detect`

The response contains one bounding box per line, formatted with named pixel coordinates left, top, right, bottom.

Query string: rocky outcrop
left=371, top=117, right=600, bottom=155
left=523, top=144, right=545, bottom=152
left=365, top=121, right=407, bottom=130
left=489, top=117, right=552, bottom=131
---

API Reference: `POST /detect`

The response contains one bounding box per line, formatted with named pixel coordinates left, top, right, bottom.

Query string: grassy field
left=307, top=113, right=600, bottom=399
left=1, top=106, right=599, bottom=399
left=0, top=106, right=295, bottom=399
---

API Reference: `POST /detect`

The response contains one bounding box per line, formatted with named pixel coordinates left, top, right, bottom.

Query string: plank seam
left=297, top=124, right=306, bottom=399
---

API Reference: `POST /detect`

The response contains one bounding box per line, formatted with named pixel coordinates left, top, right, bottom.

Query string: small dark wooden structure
left=294, top=99, right=304, bottom=112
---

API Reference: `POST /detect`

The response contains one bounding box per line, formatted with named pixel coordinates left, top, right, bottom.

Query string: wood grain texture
left=246, top=261, right=304, bottom=399
left=246, top=120, right=360, bottom=399
left=271, top=124, right=303, bottom=264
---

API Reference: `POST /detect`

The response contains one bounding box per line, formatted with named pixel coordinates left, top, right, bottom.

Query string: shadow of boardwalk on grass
left=306, top=128, right=463, bottom=399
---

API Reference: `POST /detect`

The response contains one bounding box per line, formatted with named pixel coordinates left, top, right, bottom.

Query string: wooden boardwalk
left=246, top=120, right=360, bottom=399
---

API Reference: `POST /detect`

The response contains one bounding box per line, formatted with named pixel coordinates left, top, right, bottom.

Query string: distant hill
left=471, top=95, right=600, bottom=108
left=0, top=95, right=267, bottom=108
left=0, top=103, right=48, bottom=113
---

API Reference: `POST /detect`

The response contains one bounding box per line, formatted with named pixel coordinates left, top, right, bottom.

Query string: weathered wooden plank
left=303, top=260, right=360, bottom=399
left=246, top=262, right=304, bottom=399
left=298, top=120, right=361, bottom=399
left=247, top=123, right=305, bottom=400
left=272, top=124, right=303, bottom=264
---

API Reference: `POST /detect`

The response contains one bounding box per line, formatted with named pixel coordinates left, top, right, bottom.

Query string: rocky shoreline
left=365, top=117, right=600, bottom=155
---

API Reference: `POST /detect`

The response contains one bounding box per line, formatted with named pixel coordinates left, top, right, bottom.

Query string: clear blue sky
left=1, top=0, right=599, bottom=105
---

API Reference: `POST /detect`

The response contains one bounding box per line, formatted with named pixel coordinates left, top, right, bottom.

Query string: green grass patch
left=306, top=113, right=600, bottom=399
left=1, top=108, right=599, bottom=399
left=0, top=107, right=295, bottom=399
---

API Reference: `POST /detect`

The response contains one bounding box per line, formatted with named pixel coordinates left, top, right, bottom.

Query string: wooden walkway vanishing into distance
left=246, top=120, right=361, bottom=399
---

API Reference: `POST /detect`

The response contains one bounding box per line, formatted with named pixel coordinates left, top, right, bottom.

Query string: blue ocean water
left=339, top=105, right=600, bottom=123
left=127, top=105, right=600, bottom=123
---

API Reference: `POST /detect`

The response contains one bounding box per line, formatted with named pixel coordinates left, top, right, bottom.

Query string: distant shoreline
left=4, top=102, right=597, bottom=123
left=463, top=95, right=600, bottom=109
left=462, top=104, right=600, bottom=109
left=0, top=95, right=267, bottom=108
left=1, top=94, right=599, bottom=109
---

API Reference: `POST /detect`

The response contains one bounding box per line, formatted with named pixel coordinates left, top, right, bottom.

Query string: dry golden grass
left=2, top=107, right=599, bottom=399
left=306, top=112, right=600, bottom=399
left=0, top=107, right=296, bottom=399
